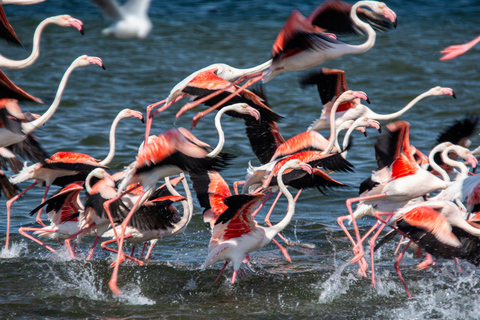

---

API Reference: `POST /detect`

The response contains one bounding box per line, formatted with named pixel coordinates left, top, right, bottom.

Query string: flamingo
left=440, top=34, right=480, bottom=61
left=6, top=107, right=141, bottom=250
left=18, top=181, right=84, bottom=253
left=387, top=200, right=480, bottom=296
left=0, top=55, right=105, bottom=149
left=0, top=15, right=84, bottom=69
left=91, top=0, right=152, bottom=39
left=337, top=121, right=451, bottom=283
left=144, top=69, right=276, bottom=143
left=187, top=0, right=396, bottom=126
left=301, top=68, right=456, bottom=131
left=100, top=174, right=193, bottom=261
left=108, top=127, right=232, bottom=294
left=203, top=159, right=312, bottom=284
left=0, top=70, right=43, bottom=103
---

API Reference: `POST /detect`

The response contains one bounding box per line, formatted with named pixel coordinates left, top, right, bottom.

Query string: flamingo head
left=285, top=159, right=313, bottom=176
left=118, top=109, right=145, bottom=123
left=55, top=15, right=84, bottom=35
left=430, top=86, right=456, bottom=98
left=74, top=55, right=106, bottom=70
left=228, top=103, right=260, bottom=121
left=361, top=2, right=397, bottom=29
left=366, top=118, right=381, bottom=133
left=339, top=90, right=370, bottom=104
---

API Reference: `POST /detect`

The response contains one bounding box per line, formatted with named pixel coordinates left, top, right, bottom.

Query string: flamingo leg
left=233, top=180, right=245, bottom=195
left=86, top=236, right=101, bottom=261
left=130, top=244, right=136, bottom=257
left=272, top=237, right=291, bottom=263
left=394, top=236, right=405, bottom=255
left=64, top=223, right=97, bottom=259
left=6, top=182, right=38, bottom=250
left=416, top=254, right=434, bottom=270
left=336, top=214, right=369, bottom=277
left=144, top=240, right=158, bottom=260
left=18, top=227, right=57, bottom=253
left=109, top=192, right=146, bottom=295
left=251, top=191, right=273, bottom=218
left=213, top=261, right=229, bottom=284
left=35, top=185, right=50, bottom=228
left=140, top=241, right=148, bottom=257
left=100, top=235, right=144, bottom=266
left=176, top=72, right=262, bottom=120
left=190, top=75, right=264, bottom=128
left=394, top=239, right=413, bottom=298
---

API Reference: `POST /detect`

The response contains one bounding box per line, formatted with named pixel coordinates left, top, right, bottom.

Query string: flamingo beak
left=86, top=56, right=106, bottom=70
left=247, top=106, right=261, bottom=121
left=133, top=111, right=145, bottom=123
left=367, top=119, right=381, bottom=132
left=299, top=162, right=313, bottom=175
left=68, top=17, right=84, bottom=35
left=383, top=7, right=397, bottom=28
left=467, top=153, right=478, bottom=173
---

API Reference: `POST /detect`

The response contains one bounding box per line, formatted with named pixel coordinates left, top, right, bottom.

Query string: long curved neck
left=442, top=146, right=469, bottom=178
left=0, top=17, right=52, bottom=69
left=206, top=106, right=230, bottom=157
left=98, top=114, right=124, bottom=166
left=369, top=90, right=433, bottom=121
left=341, top=1, right=377, bottom=55
left=166, top=174, right=193, bottom=235
left=85, top=172, right=98, bottom=194
left=238, top=60, right=272, bottom=77
left=322, top=97, right=347, bottom=154
left=264, top=165, right=295, bottom=239
left=341, top=122, right=362, bottom=158
left=428, top=144, right=450, bottom=181
left=21, top=60, right=78, bottom=134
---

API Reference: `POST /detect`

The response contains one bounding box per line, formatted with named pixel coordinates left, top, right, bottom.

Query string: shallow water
left=1, top=0, right=480, bottom=319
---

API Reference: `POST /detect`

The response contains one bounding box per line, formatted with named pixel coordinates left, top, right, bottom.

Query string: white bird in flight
left=91, top=0, right=152, bottom=39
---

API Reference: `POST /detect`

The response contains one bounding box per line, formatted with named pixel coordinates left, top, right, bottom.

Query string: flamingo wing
left=300, top=67, right=349, bottom=105
left=28, top=182, right=84, bottom=225
left=399, top=206, right=461, bottom=247
left=0, top=6, right=21, bottom=46
left=128, top=196, right=185, bottom=231
left=244, top=118, right=285, bottom=164
left=0, top=70, right=43, bottom=103
left=6, top=134, right=49, bottom=164
left=436, top=116, right=478, bottom=147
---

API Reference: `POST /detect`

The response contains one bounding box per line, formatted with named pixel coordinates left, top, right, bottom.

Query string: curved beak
left=86, top=56, right=106, bottom=70
left=68, top=17, right=84, bottom=35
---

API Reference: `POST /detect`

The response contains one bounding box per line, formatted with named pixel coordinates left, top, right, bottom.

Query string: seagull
left=91, top=0, right=152, bottom=39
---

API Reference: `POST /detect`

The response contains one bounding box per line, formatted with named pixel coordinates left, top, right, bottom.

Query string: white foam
left=0, top=241, right=28, bottom=258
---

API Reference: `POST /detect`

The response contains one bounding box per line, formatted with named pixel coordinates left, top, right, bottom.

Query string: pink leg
left=140, top=242, right=148, bottom=257
left=440, top=34, right=480, bottom=61
left=35, top=185, right=50, bottom=228
left=272, top=237, right=291, bottom=263
left=130, top=244, right=136, bottom=257
left=144, top=241, right=156, bottom=260
left=64, top=223, right=97, bottom=259
left=6, top=182, right=38, bottom=250
left=336, top=215, right=369, bottom=277
left=175, top=72, right=262, bottom=120
left=109, top=192, right=146, bottom=295
left=100, top=236, right=144, bottom=266
left=394, top=239, right=413, bottom=297
left=231, top=269, right=238, bottom=284
left=18, top=227, right=57, bottom=253
left=455, top=257, right=462, bottom=272
left=251, top=191, right=273, bottom=218
left=213, top=261, right=229, bottom=284
left=394, top=235, right=405, bottom=255
left=416, top=254, right=434, bottom=270
left=233, top=180, right=245, bottom=195
left=368, top=222, right=389, bottom=287
left=86, top=236, right=101, bottom=261
left=190, top=75, right=264, bottom=129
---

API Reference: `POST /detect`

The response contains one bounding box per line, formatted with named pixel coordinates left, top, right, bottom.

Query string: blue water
left=1, top=0, right=480, bottom=318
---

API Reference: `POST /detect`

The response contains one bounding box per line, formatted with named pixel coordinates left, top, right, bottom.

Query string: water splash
left=317, top=262, right=360, bottom=303
left=116, top=284, right=156, bottom=306
left=0, top=241, right=28, bottom=258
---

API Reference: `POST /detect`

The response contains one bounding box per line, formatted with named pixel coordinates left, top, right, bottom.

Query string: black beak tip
left=473, top=166, right=477, bottom=174
left=366, top=98, right=371, bottom=104
left=141, top=117, right=145, bottom=124
left=378, top=127, right=382, bottom=134
left=363, top=131, right=367, bottom=137
left=80, top=27, right=85, bottom=36
left=102, top=65, right=106, bottom=70
left=452, top=92, right=457, bottom=99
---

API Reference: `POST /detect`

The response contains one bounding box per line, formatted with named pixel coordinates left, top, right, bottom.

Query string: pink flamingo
left=107, top=127, right=232, bottom=294
left=440, top=34, right=480, bottom=61
left=18, top=181, right=84, bottom=253
left=203, top=159, right=312, bottom=284
left=188, top=0, right=396, bottom=126
left=0, top=15, right=84, bottom=69
left=301, top=68, right=456, bottom=131
left=6, top=108, right=141, bottom=250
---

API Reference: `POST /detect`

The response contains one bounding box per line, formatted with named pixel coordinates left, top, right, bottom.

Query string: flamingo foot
left=109, top=280, right=122, bottom=295
left=416, top=254, right=434, bottom=270
left=110, top=254, right=126, bottom=269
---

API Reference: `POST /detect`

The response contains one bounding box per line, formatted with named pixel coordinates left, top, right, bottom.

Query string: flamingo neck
left=98, top=113, right=124, bottom=166
left=368, top=90, right=433, bottom=121
left=334, top=121, right=352, bottom=152
left=442, top=146, right=469, bottom=178
left=21, top=59, right=79, bottom=134
left=239, top=60, right=272, bottom=78
left=341, top=121, right=363, bottom=158
left=166, top=174, right=193, bottom=235
left=322, top=97, right=348, bottom=154
left=341, top=1, right=377, bottom=55
left=264, top=165, right=295, bottom=239
left=206, top=105, right=231, bottom=157
left=428, top=144, right=450, bottom=182
left=0, top=16, right=52, bottom=69
left=85, top=172, right=98, bottom=194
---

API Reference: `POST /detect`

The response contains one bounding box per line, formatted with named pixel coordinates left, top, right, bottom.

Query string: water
left=1, top=0, right=480, bottom=318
